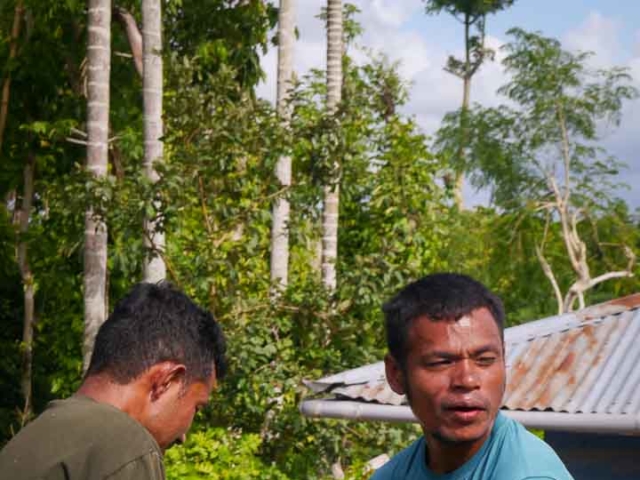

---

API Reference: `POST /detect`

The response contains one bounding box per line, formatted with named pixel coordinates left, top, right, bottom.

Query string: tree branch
left=113, top=6, right=143, bottom=77
left=535, top=244, right=563, bottom=315
left=536, top=214, right=563, bottom=314
left=548, top=173, right=582, bottom=275
left=0, top=0, right=25, bottom=154
left=555, top=101, right=571, bottom=204
left=585, top=246, right=636, bottom=290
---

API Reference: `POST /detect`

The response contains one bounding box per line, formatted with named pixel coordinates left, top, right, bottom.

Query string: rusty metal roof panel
left=503, top=309, right=640, bottom=413
left=333, top=381, right=405, bottom=406
left=306, top=294, right=640, bottom=416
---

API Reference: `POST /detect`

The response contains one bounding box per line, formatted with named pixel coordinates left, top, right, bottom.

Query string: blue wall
left=546, top=431, right=640, bottom=479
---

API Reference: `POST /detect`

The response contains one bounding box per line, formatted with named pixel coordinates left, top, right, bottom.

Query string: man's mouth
left=443, top=402, right=488, bottom=423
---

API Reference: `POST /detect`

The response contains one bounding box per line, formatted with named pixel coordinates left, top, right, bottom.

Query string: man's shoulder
left=489, top=415, right=573, bottom=480
left=53, top=396, right=157, bottom=446
left=0, top=396, right=163, bottom=479
left=370, top=437, right=424, bottom=480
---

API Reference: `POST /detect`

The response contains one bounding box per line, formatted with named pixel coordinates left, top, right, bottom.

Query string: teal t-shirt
left=371, top=413, right=573, bottom=480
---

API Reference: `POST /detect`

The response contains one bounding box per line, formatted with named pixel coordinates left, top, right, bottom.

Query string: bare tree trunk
left=321, top=0, right=343, bottom=291
left=84, top=0, right=111, bottom=371
left=453, top=15, right=472, bottom=211
left=270, top=0, right=296, bottom=290
left=0, top=0, right=24, bottom=154
left=142, top=0, right=166, bottom=283
left=535, top=104, right=636, bottom=314
left=17, top=152, right=34, bottom=423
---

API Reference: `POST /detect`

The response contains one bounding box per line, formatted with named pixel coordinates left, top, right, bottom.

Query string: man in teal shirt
left=373, top=273, right=573, bottom=480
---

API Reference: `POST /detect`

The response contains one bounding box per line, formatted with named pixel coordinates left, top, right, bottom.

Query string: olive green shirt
left=0, top=396, right=165, bottom=480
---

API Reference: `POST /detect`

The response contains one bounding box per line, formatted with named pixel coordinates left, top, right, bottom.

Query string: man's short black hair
left=86, top=282, right=227, bottom=384
left=383, top=273, right=504, bottom=366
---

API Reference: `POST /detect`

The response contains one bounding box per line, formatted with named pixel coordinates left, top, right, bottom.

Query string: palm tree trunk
left=17, top=152, right=34, bottom=423
left=270, top=0, right=296, bottom=290
left=321, top=0, right=343, bottom=291
left=142, top=0, right=166, bottom=283
left=83, top=0, right=111, bottom=371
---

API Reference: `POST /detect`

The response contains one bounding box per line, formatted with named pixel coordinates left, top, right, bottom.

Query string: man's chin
left=432, top=423, right=492, bottom=445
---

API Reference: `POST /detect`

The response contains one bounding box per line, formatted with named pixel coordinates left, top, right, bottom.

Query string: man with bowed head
left=373, top=273, right=573, bottom=480
left=0, top=282, right=226, bottom=480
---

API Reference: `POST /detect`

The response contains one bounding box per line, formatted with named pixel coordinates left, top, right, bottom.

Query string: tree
left=270, top=0, right=296, bottom=290
left=321, top=0, right=343, bottom=291
left=0, top=0, right=24, bottom=155
left=17, top=152, right=34, bottom=423
left=437, top=28, right=638, bottom=314
left=0, top=4, right=455, bottom=476
left=84, top=0, right=111, bottom=370
left=142, top=0, right=166, bottom=282
left=424, top=0, right=515, bottom=208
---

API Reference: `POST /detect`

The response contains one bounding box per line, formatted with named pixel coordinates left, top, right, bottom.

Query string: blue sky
left=419, top=0, right=640, bottom=40
left=258, top=0, right=640, bottom=208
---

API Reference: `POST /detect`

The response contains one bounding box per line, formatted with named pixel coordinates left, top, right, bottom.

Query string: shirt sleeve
left=104, top=452, right=165, bottom=480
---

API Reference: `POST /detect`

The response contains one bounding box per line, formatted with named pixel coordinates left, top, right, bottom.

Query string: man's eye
left=477, top=356, right=497, bottom=366
left=426, top=360, right=453, bottom=368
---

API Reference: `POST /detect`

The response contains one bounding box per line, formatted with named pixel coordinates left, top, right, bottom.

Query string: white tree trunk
left=270, top=0, right=296, bottom=289
left=84, top=0, right=111, bottom=371
left=142, top=0, right=166, bottom=283
left=321, top=0, right=343, bottom=291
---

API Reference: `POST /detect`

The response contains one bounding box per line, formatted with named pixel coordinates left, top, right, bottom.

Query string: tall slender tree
left=424, top=0, right=515, bottom=208
left=270, top=0, right=296, bottom=290
left=321, top=0, right=343, bottom=291
left=0, top=0, right=24, bottom=155
left=142, top=0, right=166, bottom=283
left=17, top=152, right=34, bottom=423
left=84, top=0, right=111, bottom=370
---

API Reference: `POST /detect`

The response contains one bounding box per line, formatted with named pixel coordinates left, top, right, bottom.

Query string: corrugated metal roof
left=304, top=294, right=640, bottom=416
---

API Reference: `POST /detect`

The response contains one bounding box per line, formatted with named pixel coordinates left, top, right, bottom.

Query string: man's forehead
left=408, top=309, right=501, bottom=346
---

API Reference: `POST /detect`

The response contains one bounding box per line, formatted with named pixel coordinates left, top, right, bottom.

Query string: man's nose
left=451, top=359, right=480, bottom=390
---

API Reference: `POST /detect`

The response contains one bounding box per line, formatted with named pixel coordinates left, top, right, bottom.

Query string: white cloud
left=257, top=0, right=428, bottom=102
left=563, top=12, right=640, bottom=207
left=563, top=11, right=621, bottom=66
left=369, top=0, right=422, bottom=28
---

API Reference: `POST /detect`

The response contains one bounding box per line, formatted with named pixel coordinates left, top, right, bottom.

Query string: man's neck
left=76, top=374, right=146, bottom=422
left=424, top=431, right=491, bottom=474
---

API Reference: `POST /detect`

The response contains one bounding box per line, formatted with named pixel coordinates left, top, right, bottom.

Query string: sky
left=256, top=0, right=640, bottom=209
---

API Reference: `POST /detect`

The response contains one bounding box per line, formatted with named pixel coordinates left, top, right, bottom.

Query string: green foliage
left=423, top=0, right=516, bottom=81
left=435, top=28, right=639, bottom=312
left=423, top=0, right=515, bottom=17
left=437, top=28, right=638, bottom=211
left=165, top=427, right=288, bottom=480
left=165, top=0, right=277, bottom=90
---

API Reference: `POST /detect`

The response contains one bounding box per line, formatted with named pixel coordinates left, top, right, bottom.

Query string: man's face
left=145, top=371, right=216, bottom=451
left=386, top=308, right=505, bottom=447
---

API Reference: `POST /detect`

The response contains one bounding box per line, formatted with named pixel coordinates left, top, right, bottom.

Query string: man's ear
left=385, top=354, right=406, bottom=396
left=148, top=362, right=186, bottom=402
